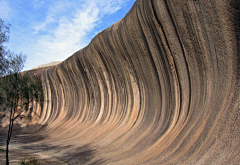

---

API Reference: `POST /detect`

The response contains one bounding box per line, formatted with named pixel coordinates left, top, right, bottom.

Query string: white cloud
left=19, top=0, right=132, bottom=70
left=97, top=0, right=127, bottom=14
left=0, top=1, right=12, bottom=19
left=31, top=0, right=45, bottom=9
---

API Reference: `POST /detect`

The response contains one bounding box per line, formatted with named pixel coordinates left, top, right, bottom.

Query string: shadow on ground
left=58, top=145, right=105, bottom=165
left=0, top=124, right=105, bottom=165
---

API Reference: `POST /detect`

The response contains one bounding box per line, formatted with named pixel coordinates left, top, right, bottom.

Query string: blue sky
left=0, top=0, right=136, bottom=70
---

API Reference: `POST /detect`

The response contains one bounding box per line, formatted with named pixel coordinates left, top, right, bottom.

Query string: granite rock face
left=29, top=0, right=239, bottom=164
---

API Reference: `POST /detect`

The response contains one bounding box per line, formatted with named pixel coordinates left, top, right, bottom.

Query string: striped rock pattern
left=27, top=0, right=239, bottom=164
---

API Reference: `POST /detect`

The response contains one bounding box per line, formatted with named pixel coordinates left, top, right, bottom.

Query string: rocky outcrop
left=23, top=0, right=240, bottom=164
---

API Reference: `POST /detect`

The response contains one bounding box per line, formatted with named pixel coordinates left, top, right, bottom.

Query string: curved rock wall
left=31, top=0, right=239, bottom=164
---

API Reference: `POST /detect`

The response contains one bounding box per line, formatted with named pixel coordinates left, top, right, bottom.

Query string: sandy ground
left=0, top=125, right=100, bottom=165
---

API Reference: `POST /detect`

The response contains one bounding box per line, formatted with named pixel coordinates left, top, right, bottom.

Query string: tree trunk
left=6, top=119, right=13, bottom=165
left=6, top=108, right=14, bottom=165
left=6, top=139, right=9, bottom=165
left=6, top=119, right=12, bottom=165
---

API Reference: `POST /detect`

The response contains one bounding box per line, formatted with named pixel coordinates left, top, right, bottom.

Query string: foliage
left=0, top=147, right=5, bottom=152
left=0, top=19, right=9, bottom=44
left=0, top=72, right=43, bottom=122
left=1, top=18, right=26, bottom=76
left=19, top=157, right=41, bottom=165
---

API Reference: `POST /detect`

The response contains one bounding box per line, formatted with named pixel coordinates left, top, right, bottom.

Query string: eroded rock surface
left=2, top=0, right=239, bottom=164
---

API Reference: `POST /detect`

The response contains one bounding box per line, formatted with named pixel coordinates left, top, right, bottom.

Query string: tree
left=0, top=72, right=43, bottom=165
left=0, top=19, right=43, bottom=165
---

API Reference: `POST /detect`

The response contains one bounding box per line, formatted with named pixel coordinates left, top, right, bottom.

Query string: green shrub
left=0, top=147, right=5, bottom=152
left=19, top=157, right=41, bottom=165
